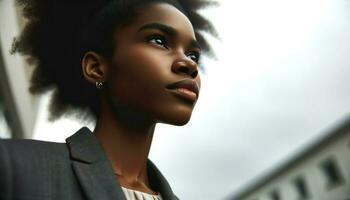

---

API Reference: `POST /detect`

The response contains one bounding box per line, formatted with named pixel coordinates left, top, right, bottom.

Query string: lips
left=166, top=79, right=199, bottom=102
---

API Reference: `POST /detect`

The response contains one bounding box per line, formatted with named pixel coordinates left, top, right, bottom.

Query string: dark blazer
left=0, top=127, right=179, bottom=200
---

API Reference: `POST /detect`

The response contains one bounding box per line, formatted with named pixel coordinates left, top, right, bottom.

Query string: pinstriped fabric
left=121, top=187, right=163, bottom=200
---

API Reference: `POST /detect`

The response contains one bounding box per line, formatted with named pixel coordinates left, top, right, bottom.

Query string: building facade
left=227, top=117, right=350, bottom=200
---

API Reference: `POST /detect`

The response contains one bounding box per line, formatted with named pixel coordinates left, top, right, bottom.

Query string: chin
left=170, top=119, right=191, bottom=126
left=158, top=111, right=193, bottom=126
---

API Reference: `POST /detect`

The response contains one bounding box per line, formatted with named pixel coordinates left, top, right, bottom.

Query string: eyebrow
left=137, top=22, right=201, bottom=50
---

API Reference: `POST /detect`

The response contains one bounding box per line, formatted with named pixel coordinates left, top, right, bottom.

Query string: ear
left=81, top=51, right=108, bottom=84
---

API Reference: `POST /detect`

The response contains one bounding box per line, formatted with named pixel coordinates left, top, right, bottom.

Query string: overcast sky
left=33, top=0, right=350, bottom=199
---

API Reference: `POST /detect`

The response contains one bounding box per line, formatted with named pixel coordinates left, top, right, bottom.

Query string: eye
left=186, top=51, right=201, bottom=63
left=147, top=34, right=168, bottom=49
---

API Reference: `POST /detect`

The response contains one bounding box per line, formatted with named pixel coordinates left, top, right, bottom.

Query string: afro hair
left=11, top=0, right=218, bottom=121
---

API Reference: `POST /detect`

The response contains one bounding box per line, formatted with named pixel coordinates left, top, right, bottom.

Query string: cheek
left=108, top=46, right=172, bottom=107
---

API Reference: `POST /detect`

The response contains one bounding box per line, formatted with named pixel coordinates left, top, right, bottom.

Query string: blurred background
left=1, top=0, right=350, bottom=199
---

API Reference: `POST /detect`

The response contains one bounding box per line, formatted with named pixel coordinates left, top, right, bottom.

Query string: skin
left=82, top=2, right=201, bottom=194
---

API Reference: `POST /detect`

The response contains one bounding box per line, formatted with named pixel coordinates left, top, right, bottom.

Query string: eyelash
left=186, top=51, right=200, bottom=64
left=146, top=34, right=201, bottom=64
left=147, top=34, right=169, bottom=49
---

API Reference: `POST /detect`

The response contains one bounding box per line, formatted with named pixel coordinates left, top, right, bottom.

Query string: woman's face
left=105, top=3, right=201, bottom=126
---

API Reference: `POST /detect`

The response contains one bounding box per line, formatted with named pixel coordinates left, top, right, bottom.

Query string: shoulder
left=0, top=139, right=71, bottom=200
left=0, top=138, right=68, bottom=159
left=0, top=138, right=70, bottom=173
left=0, top=138, right=71, bottom=175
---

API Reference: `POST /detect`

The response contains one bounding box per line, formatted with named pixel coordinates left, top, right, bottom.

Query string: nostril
left=178, top=66, right=189, bottom=74
left=191, top=71, right=198, bottom=78
left=176, top=66, right=198, bottom=78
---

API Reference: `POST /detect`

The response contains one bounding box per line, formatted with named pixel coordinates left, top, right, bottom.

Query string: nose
left=171, top=57, right=199, bottom=79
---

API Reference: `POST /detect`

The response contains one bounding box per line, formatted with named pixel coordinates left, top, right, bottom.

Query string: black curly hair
left=11, top=0, right=218, bottom=121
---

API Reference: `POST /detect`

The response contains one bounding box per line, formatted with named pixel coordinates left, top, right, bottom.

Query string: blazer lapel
left=148, top=160, right=178, bottom=200
left=66, top=127, right=178, bottom=200
left=66, top=127, right=126, bottom=200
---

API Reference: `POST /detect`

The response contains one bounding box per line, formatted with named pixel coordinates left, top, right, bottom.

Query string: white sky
left=33, top=0, right=350, bottom=199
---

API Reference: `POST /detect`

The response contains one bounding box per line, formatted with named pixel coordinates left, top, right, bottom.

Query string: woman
left=0, top=0, right=217, bottom=199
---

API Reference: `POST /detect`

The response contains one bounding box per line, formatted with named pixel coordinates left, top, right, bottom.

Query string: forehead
left=123, top=3, right=196, bottom=39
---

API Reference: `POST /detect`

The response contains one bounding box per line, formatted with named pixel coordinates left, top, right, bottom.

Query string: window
left=293, top=176, right=310, bottom=199
left=319, top=157, right=344, bottom=189
left=269, top=189, right=281, bottom=200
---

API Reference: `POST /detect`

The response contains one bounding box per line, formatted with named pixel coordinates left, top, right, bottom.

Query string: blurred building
left=0, top=0, right=39, bottom=139
left=226, top=117, right=350, bottom=200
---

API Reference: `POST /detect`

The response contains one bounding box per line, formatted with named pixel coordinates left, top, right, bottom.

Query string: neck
left=93, top=97, right=157, bottom=193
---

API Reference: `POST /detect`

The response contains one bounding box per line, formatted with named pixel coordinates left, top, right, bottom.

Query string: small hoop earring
left=95, top=81, right=104, bottom=89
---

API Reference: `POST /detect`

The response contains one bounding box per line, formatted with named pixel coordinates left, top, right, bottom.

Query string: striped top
left=121, top=187, right=163, bottom=200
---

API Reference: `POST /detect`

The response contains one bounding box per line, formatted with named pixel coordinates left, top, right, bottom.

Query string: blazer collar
left=66, top=127, right=177, bottom=200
